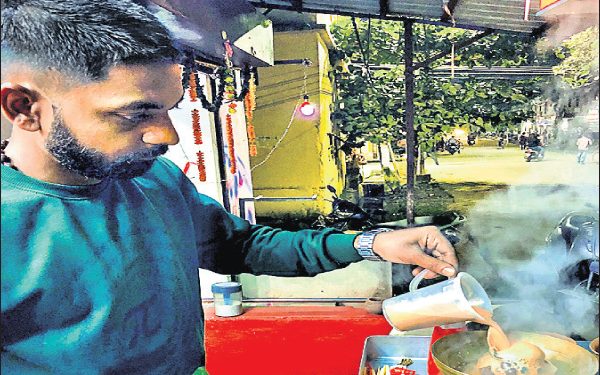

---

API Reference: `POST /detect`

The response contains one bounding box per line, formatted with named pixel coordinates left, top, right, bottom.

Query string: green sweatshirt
left=1, top=157, right=361, bottom=374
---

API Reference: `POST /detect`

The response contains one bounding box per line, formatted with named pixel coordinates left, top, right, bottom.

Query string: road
left=424, top=145, right=599, bottom=186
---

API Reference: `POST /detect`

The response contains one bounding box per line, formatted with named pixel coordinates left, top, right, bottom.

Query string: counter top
left=204, top=305, right=392, bottom=375
left=203, top=305, right=598, bottom=374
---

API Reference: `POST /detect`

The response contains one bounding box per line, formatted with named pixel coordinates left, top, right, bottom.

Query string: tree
left=552, top=26, right=599, bottom=89
left=330, top=18, right=549, bottom=152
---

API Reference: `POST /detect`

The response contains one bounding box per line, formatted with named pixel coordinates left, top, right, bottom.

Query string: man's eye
left=117, top=112, right=154, bottom=123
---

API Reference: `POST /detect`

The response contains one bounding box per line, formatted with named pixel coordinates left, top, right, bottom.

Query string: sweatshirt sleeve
left=193, top=193, right=363, bottom=276
left=155, top=157, right=363, bottom=276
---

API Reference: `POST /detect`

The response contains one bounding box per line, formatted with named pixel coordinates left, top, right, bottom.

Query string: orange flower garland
left=188, top=71, right=198, bottom=102
left=188, top=66, right=205, bottom=181
left=191, top=109, right=202, bottom=145
left=196, top=151, right=207, bottom=182
left=244, top=72, right=258, bottom=157
left=225, top=113, right=236, bottom=174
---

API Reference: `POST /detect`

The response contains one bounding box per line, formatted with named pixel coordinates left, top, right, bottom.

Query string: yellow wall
left=250, top=30, right=344, bottom=217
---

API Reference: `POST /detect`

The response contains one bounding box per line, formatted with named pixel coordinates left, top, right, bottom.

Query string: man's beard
left=45, top=111, right=168, bottom=180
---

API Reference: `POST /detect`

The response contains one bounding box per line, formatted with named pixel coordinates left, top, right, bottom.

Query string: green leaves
left=510, top=93, right=528, bottom=102
left=330, top=17, right=545, bottom=147
left=552, top=26, right=599, bottom=88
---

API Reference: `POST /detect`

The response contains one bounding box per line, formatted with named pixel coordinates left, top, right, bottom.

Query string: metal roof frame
left=249, top=0, right=548, bottom=35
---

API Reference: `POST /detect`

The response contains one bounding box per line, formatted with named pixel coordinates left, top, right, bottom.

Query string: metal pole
left=404, top=20, right=416, bottom=226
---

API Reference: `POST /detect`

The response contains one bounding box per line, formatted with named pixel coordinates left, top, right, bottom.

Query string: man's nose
left=142, top=115, right=180, bottom=146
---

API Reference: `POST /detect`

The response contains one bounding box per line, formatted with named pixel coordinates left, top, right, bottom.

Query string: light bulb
left=299, top=95, right=316, bottom=117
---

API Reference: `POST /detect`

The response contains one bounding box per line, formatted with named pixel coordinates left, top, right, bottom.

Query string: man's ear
left=0, top=83, right=43, bottom=132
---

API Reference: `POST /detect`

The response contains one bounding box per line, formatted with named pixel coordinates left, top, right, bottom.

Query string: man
left=527, top=133, right=544, bottom=158
left=576, top=133, right=593, bottom=164
left=497, top=132, right=507, bottom=149
left=1, top=1, right=458, bottom=373
left=446, top=135, right=461, bottom=154
left=519, top=132, right=527, bottom=150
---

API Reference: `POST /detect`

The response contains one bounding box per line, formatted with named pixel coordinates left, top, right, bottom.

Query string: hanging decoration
left=191, top=106, right=206, bottom=181
left=223, top=31, right=237, bottom=174
left=181, top=50, right=255, bottom=112
left=181, top=52, right=225, bottom=113
left=191, top=109, right=203, bottom=145
left=180, top=37, right=260, bottom=174
left=298, top=59, right=316, bottom=117
left=188, top=71, right=199, bottom=102
left=225, top=110, right=236, bottom=174
left=196, top=151, right=207, bottom=182
left=244, top=71, right=258, bottom=157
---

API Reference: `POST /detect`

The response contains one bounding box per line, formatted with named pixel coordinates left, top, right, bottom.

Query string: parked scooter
left=546, top=212, right=599, bottom=296
left=524, top=147, right=544, bottom=162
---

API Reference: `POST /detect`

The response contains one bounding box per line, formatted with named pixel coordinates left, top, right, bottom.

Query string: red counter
left=204, top=305, right=392, bottom=375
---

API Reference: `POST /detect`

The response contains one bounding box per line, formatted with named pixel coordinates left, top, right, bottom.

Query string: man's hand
left=369, top=226, right=458, bottom=279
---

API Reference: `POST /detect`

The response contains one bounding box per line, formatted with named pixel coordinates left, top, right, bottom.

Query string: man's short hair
left=1, top=0, right=180, bottom=81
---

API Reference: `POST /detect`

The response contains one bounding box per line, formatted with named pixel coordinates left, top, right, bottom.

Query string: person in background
left=519, top=132, right=528, bottom=150
left=346, top=148, right=367, bottom=189
left=576, top=133, right=593, bottom=165
left=467, top=133, right=477, bottom=146
left=497, top=132, right=507, bottom=149
left=0, top=1, right=458, bottom=374
left=527, top=133, right=545, bottom=158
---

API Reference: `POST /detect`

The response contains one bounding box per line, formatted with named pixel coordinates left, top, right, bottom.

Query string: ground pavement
left=424, top=145, right=599, bottom=186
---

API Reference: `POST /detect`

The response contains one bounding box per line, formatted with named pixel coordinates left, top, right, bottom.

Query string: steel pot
left=431, top=331, right=599, bottom=375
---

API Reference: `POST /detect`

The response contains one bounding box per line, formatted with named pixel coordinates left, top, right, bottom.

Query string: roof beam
left=250, top=1, right=493, bottom=33
left=249, top=1, right=542, bottom=34
left=379, top=0, right=389, bottom=18
left=291, top=0, right=303, bottom=12
left=414, top=28, right=494, bottom=71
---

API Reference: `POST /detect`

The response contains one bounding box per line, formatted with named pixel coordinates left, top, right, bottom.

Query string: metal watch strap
left=355, top=228, right=393, bottom=261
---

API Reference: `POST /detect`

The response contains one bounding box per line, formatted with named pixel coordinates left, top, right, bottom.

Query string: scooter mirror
left=327, top=185, right=337, bottom=194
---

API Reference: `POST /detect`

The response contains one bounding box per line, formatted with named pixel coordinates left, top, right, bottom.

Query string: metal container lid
left=211, top=282, right=242, bottom=294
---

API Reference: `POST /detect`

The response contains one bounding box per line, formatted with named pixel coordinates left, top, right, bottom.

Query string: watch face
left=359, top=230, right=393, bottom=260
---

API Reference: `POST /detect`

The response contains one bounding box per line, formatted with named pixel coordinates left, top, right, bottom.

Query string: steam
left=461, top=180, right=599, bottom=339
left=457, top=10, right=600, bottom=340
left=454, top=7, right=599, bottom=326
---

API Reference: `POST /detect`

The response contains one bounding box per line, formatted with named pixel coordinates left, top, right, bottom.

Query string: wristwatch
left=354, top=228, right=393, bottom=261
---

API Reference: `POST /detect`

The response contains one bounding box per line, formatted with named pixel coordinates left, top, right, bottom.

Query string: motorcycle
left=546, top=212, right=599, bottom=297
left=467, top=135, right=476, bottom=146
left=312, top=185, right=464, bottom=245
left=311, top=185, right=380, bottom=231
left=445, top=141, right=461, bottom=155
left=524, top=147, right=544, bottom=162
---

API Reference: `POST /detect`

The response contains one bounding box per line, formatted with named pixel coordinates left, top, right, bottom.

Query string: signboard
left=540, top=0, right=562, bottom=10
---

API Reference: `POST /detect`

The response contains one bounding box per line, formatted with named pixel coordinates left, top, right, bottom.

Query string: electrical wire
left=250, top=99, right=301, bottom=172
left=251, top=59, right=312, bottom=172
